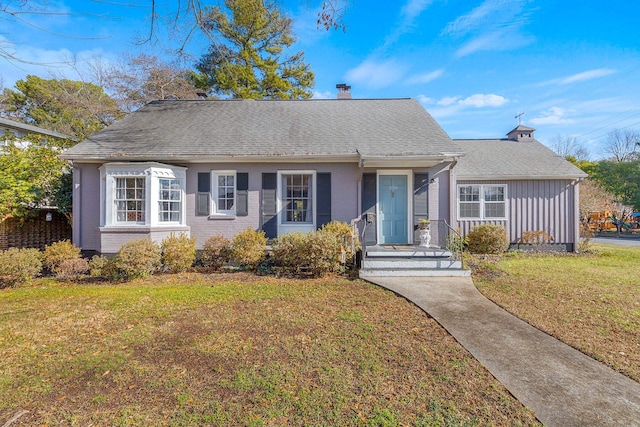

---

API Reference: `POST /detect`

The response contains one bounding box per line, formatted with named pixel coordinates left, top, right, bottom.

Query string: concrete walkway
left=366, top=276, right=640, bottom=427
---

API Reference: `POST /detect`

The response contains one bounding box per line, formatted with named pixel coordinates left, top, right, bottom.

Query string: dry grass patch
left=0, top=273, right=538, bottom=426
left=472, top=244, right=640, bottom=382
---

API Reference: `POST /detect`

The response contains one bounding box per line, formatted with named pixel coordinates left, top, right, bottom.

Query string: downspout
left=573, top=178, right=582, bottom=253
left=449, top=157, right=459, bottom=227
left=71, top=161, right=81, bottom=248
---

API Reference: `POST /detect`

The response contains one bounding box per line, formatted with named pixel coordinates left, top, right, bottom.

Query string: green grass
left=473, top=244, right=640, bottom=382
left=0, top=273, right=538, bottom=426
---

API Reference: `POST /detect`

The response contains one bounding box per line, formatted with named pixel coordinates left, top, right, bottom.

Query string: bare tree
left=103, top=54, right=201, bottom=112
left=549, top=134, right=590, bottom=160
left=602, top=129, right=640, bottom=162
left=1, top=1, right=349, bottom=63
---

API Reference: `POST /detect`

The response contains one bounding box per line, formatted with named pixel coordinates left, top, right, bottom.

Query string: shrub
left=0, top=248, right=42, bottom=287
left=271, top=232, right=308, bottom=276
left=200, top=235, right=231, bottom=270
left=89, top=255, right=119, bottom=280
left=319, top=220, right=360, bottom=265
left=161, top=233, right=196, bottom=273
left=115, top=238, right=161, bottom=280
left=466, top=224, right=509, bottom=254
left=519, top=230, right=554, bottom=246
left=306, top=230, right=343, bottom=276
left=56, top=258, right=89, bottom=280
left=43, top=240, right=81, bottom=274
left=229, top=228, right=267, bottom=270
left=272, top=231, right=342, bottom=277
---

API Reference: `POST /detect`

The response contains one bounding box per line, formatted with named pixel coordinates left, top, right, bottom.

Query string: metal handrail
left=443, top=219, right=464, bottom=269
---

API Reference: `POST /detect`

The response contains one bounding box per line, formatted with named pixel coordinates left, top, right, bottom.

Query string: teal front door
left=379, top=175, right=408, bottom=244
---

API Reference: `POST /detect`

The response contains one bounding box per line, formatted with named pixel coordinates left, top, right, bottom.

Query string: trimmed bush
left=56, top=258, right=89, bottom=280
left=43, top=240, right=81, bottom=274
left=272, top=231, right=342, bottom=277
left=230, top=228, right=267, bottom=270
left=271, top=232, right=308, bottom=276
left=0, top=248, right=42, bottom=287
left=200, top=235, right=231, bottom=270
left=466, top=224, right=509, bottom=254
left=319, top=220, right=360, bottom=265
left=161, top=233, right=196, bottom=273
left=89, top=255, right=119, bottom=280
left=115, top=238, right=161, bottom=280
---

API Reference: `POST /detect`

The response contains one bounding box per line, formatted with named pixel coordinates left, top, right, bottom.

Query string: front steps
left=359, top=246, right=470, bottom=278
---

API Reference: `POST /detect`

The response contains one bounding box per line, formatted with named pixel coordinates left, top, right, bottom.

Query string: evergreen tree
left=194, top=0, right=314, bottom=99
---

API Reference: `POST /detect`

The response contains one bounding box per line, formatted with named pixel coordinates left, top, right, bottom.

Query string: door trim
left=376, top=170, right=413, bottom=245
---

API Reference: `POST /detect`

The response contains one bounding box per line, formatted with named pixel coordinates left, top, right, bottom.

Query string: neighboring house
left=0, top=118, right=73, bottom=251
left=61, top=89, right=587, bottom=256
left=1, top=117, right=71, bottom=147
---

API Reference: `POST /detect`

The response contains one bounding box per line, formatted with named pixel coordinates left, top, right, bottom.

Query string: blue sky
left=2, top=0, right=640, bottom=158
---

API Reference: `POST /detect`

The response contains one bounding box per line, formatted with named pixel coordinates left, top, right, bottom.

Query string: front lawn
left=0, top=274, right=537, bottom=426
left=473, top=244, right=640, bottom=383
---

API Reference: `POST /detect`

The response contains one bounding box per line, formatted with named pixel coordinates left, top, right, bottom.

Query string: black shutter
left=261, top=173, right=278, bottom=239
left=413, top=173, right=429, bottom=228
left=236, top=172, right=249, bottom=217
left=316, top=172, right=331, bottom=229
left=361, top=173, right=377, bottom=245
left=197, top=172, right=210, bottom=216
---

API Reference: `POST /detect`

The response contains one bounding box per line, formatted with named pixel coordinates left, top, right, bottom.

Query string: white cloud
left=442, top=0, right=535, bottom=57
left=406, top=69, right=444, bottom=85
left=458, top=93, right=508, bottom=107
left=542, top=68, right=617, bottom=85
left=416, top=94, right=434, bottom=104
left=530, top=107, right=575, bottom=125
left=312, top=90, right=334, bottom=99
left=344, top=59, right=407, bottom=89
left=401, top=0, right=434, bottom=24
left=437, top=96, right=459, bottom=106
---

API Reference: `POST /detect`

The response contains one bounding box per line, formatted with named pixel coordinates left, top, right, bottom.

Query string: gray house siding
left=455, top=179, right=579, bottom=250
left=73, top=162, right=361, bottom=252
left=187, top=162, right=359, bottom=248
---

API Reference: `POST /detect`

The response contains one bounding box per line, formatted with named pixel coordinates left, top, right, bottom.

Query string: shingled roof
left=63, top=99, right=462, bottom=163
left=454, top=138, right=587, bottom=180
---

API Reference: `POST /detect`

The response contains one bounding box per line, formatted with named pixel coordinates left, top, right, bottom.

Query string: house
left=1, top=117, right=71, bottom=147
left=1, top=118, right=73, bottom=251
left=61, top=89, right=587, bottom=262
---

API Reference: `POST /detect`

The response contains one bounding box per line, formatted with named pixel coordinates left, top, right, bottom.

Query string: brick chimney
left=336, top=83, right=351, bottom=100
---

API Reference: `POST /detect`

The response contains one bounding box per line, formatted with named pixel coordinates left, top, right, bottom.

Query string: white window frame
left=158, top=177, right=183, bottom=224
left=114, top=176, right=146, bottom=224
left=457, top=184, right=507, bottom=220
left=211, top=170, right=237, bottom=217
left=100, top=162, right=187, bottom=227
left=277, top=170, right=316, bottom=235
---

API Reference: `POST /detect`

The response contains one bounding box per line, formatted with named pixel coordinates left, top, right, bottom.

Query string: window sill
left=208, top=214, right=236, bottom=220
left=100, top=225, right=189, bottom=232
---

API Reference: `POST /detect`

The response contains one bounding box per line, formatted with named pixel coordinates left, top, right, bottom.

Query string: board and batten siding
left=455, top=179, right=578, bottom=249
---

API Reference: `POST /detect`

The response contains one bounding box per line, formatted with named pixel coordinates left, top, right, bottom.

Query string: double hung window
left=158, top=178, right=182, bottom=222
left=115, top=177, right=145, bottom=223
left=458, top=184, right=507, bottom=219
left=282, top=173, right=313, bottom=223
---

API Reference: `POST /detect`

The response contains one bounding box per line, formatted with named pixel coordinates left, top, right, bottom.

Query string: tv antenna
left=515, top=112, right=524, bottom=125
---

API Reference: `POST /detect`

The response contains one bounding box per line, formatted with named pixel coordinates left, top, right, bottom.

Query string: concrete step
left=363, top=258, right=463, bottom=270
left=359, top=268, right=471, bottom=278
left=366, top=249, right=453, bottom=258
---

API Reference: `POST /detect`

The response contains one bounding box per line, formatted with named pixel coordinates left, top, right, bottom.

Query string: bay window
left=100, top=162, right=186, bottom=227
